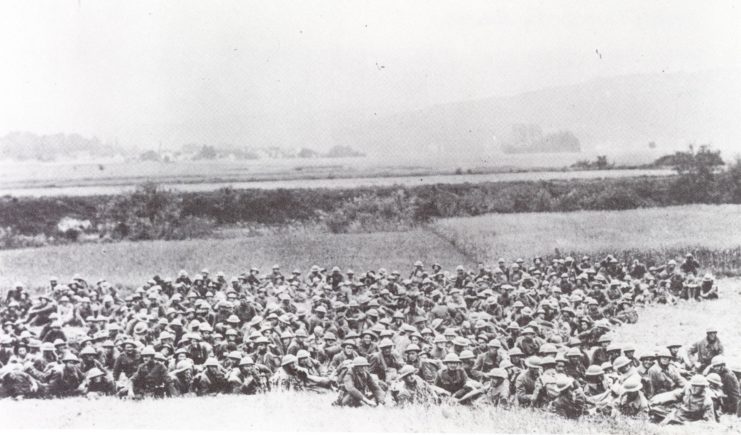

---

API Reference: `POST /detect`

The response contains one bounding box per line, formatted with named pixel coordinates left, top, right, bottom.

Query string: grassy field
left=0, top=391, right=670, bottom=433
left=2, top=280, right=739, bottom=432
left=432, top=204, right=741, bottom=273
left=2, top=204, right=740, bottom=289
left=0, top=229, right=472, bottom=289
left=616, top=279, right=741, bottom=367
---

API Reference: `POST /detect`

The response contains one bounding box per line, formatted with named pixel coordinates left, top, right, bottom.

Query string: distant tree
left=139, top=150, right=161, bottom=162
left=324, top=146, right=365, bottom=158
left=669, top=145, right=724, bottom=203
left=297, top=148, right=319, bottom=158
left=194, top=145, right=217, bottom=160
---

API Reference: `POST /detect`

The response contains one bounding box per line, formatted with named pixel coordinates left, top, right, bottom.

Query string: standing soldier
left=688, top=327, right=724, bottom=372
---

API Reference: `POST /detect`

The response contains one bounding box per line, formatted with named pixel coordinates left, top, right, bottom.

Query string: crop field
left=2, top=204, right=741, bottom=289
left=432, top=204, right=741, bottom=273
left=2, top=281, right=739, bottom=432
left=0, top=157, right=671, bottom=197
left=0, top=229, right=472, bottom=289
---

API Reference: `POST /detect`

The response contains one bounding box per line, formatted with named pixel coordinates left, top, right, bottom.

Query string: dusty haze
left=0, top=0, right=739, bottom=158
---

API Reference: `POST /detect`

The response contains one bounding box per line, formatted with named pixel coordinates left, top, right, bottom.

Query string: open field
left=432, top=204, right=741, bottom=273
left=0, top=229, right=472, bottom=289
left=0, top=391, right=665, bottom=432
left=2, top=281, right=739, bottom=433
left=0, top=163, right=670, bottom=197
left=2, top=204, right=741, bottom=289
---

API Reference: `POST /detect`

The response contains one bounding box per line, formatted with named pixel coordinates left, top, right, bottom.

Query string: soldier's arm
left=342, top=374, right=365, bottom=402
left=515, top=374, right=530, bottom=403
left=368, top=374, right=385, bottom=404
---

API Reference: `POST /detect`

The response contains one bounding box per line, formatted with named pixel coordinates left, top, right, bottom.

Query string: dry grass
left=0, top=392, right=664, bottom=433
left=432, top=204, right=741, bottom=270
left=0, top=229, right=471, bottom=289
left=615, top=278, right=741, bottom=367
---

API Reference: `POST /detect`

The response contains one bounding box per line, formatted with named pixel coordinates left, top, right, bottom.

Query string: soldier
left=461, top=367, right=511, bottom=407
left=688, top=326, right=724, bottom=372
left=369, top=338, right=403, bottom=383
left=336, top=356, right=385, bottom=407
left=270, top=354, right=306, bottom=392
left=435, top=353, right=470, bottom=399
left=82, top=367, right=116, bottom=396
left=548, top=376, right=587, bottom=419
left=113, top=338, right=140, bottom=382
left=228, top=356, right=270, bottom=395
left=48, top=352, right=85, bottom=397
left=193, top=357, right=228, bottom=396
left=473, top=339, right=506, bottom=374
left=648, top=348, right=686, bottom=396
left=391, top=364, right=440, bottom=406
left=130, top=346, right=169, bottom=398
left=515, top=356, right=541, bottom=406
left=703, top=355, right=741, bottom=416
left=656, top=375, right=716, bottom=425
left=611, top=377, right=649, bottom=418
left=0, top=358, right=42, bottom=398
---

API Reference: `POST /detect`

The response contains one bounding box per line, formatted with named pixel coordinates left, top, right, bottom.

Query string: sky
left=0, top=0, right=739, bottom=150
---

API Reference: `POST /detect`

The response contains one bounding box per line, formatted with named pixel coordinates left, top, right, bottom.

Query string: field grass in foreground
left=433, top=204, right=741, bottom=272
left=0, top=391, right=666, bottom=433
left=0, top=229, right=471, bottom=288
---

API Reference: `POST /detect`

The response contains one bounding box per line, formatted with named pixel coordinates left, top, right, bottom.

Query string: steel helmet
left=585, top=365, right=604, bottom=377
left=398, top=365, right=417, bottom=379
left=690, top=375, right=709, bottom=387
left=378, top=338, right=394, bottom=348
left=459, top=350, right=475, bottom=360
left=352, top=356, right=370, bottom=367
left=612, top=356, right=631, bottom=370
left=443, top=353, right=461, bottom=364
left=706, top=373, right=723, bottom=387
left=486, top=368, right=508, bottom=379
left=622, top=378, right=642, bottom=392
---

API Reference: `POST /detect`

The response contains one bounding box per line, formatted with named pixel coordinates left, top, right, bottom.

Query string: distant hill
left=333, top=70, right=741, bottom=159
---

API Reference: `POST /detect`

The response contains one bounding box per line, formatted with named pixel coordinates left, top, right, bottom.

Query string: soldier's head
left=238, top=357, right=255, bottom=375
left=379, top=339, right=394, bottom=356
left=141, top=347, right=155, bottom=364
left=16, top=343, right=28, bottom=357
left=443, top=353, right=461, bottom=370
left=352, top=357, right=370, bottom=375
left=205, top=358, right=219, bottom=373
left=525, top=357, right=541, bottom=375
left=361, top=331, right=374, bottom=345
left=666, top=344, right=681, bottom=358
left=639, top=354, right=654, bottom=369
left=342, top=340, right=356, bottom=356
left=460, top=350, right=475, bottom=369
left=656, top=348, right=671, bottom=368
left=689, top=375, right=708, bottom=396
left=706, top=327, right=718, bottom=342
left=404, top=344, right=420, bottom=363
left=709, top=356, right=726, bottom=373
left=296, top=350, right=310, bottom=367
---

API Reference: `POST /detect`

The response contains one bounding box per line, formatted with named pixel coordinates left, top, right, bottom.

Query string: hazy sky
left=0, top=0, right=739, bottom=149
